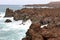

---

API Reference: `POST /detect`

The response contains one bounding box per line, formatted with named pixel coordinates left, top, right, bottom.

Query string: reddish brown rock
left=22, top=19, right=60, bottom=40
left=48, top=37, right=60, bottom=40
left=22, top=24, right=43, bottom=40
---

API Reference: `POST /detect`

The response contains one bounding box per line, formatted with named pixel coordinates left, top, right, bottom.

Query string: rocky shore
left=4, top=2, right=60, bottom=40
left=22, top=22, right=60, bottom=40
left=5, top=8, right=60, bottom=24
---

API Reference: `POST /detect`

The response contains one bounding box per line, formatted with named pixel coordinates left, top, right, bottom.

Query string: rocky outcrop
left=5, top=8, right=14, bottom=17
left=5, top=8, right=60, bottom=23
left=15, top=8, right=60, bottom=24
left=5, top=19, right=12, bottom=23
left=22, top=23, right=42, bottom=40
left=22, top=18, right=60, bottom=40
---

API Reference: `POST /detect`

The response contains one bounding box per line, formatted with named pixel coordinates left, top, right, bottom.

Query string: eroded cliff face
left=5, top=8, right=60, bottom=40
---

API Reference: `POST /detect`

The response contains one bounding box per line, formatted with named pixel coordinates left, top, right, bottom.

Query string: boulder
left=5, top=19, right=12, bottom=23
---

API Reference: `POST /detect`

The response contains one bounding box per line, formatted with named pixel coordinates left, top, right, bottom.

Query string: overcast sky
left=0, top=0, right=60, bottom=5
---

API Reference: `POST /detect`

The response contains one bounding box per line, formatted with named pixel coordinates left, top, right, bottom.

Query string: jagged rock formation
left=5, top=8, right=14, bottom=17
left=5, top=19, right=12, bottom=23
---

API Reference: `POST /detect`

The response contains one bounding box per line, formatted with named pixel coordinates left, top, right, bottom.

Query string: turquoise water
left=0, top=5, right=24, bottom=12
left=0, top=5, right=32, bottom=40
left=0, top=16, right=32, bottom=40
left=0, top=23, right=26, bottom=40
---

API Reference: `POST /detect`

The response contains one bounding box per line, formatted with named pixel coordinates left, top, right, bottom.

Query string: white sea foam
left=0, top=12, right=32, bottom=40
left=41, top=24, right=48, bottom=28
left=0, top=12, right=5, bottom=17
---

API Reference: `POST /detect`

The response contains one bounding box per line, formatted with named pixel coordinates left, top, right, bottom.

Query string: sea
left=0, top=5, right=32, bottom=40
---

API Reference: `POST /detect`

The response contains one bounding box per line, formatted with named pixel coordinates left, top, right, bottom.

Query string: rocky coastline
left=4, top=2, right=60, bottom=40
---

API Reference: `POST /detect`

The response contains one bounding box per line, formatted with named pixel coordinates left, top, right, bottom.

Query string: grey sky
left=0, top=0, right=60, bottom=5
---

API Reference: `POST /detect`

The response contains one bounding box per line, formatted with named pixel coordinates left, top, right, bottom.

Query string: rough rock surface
left=22, top=18, right=60, bottom=40
left=5, top=19, right=12, bottom=23
left=5, top=8, right=14, bottom=17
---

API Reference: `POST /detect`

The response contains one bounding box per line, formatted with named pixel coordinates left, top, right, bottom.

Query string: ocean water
left=0, top=12, right=32, bottom=40
left=0, top=5, right=24, bottom=12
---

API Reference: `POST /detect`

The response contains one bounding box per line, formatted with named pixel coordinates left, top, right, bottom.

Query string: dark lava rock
left=5, top=8, right=14, bottom=17
left=5, top=19, right=12, bottom=23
